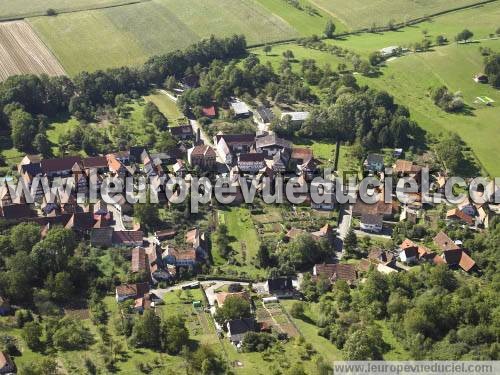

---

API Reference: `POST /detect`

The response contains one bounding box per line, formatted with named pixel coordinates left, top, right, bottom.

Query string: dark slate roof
left=41, top=156, right=82, bottom=174
left=238, top=153, right=265, bottom=162
left=170, top=125, right=193, bottom=137
left=21, top=163, right=41, bottom=176
left=227, top=318, right=257, bottom=340
left=361, top=213, right=383, bottom=226
left=366, top=153, right=384, bottom=165
left=0, top=203, right=35, bottom=219
left=256, top=106, right=274, bottom=123
left=255, top=133, right=291, bottom=150
left=82, top=156, right=108, bottom=169
left=267, top=277, right=294, bottom=293
left=215, top=134, right=255, bottom=145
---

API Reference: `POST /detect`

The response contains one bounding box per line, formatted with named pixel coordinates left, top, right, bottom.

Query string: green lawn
left=144, top=91, right=184, bottom=125
left=310, top=0, right=484, bottom=30
left=211, top=207, right=267, bottom=280
left=29, top=0, right=299, bottom=75
left=254, top=0, right=346, bottom=36
left=0, top=0, right=137, bottom=20
left=281, top=300, right=344, bottom=362
left=357, top=39, right=500, bottom=176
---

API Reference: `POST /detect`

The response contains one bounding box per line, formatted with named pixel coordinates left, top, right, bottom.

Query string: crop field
left=0, top=21, right=66, bottom=81
left=357, top=39, right=500, bottom=176
left=0, top=0, right=139, bottom=20
left=29, top=0, right=299, bottom=75
left=311, top=0, right=486, bottom=30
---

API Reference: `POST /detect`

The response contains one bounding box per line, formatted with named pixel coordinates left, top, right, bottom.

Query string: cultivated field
left=0, top=0, right=138, bottom=20
left=311, top=0, right=487, bottom=29
left=29, top=0, right=300, bottom=75
left=0, top=21, right=66, bottom=81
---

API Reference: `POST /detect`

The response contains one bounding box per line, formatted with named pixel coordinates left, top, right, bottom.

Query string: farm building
left=379, top=46, right=400, bottom=57
left=230, top=101, right=251, bottom=118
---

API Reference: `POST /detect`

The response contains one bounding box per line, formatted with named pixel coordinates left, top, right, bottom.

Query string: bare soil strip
left=0, top=21, right=66, bottom=81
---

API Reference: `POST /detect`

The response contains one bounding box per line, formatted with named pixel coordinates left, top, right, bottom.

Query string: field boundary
left=0, top=0, right=151, bottom=22
left=248, top=0, right=500, bottom=48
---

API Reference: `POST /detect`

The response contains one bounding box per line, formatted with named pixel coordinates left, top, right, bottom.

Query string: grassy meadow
left=357, top=39, right=500, bottom=176
left=29, top=0, right=300, bottom=75
left=330, top=1, right=500, bottom=57
left=144, top=92, right=185, bottom=125
left=311, top=0, right=484, bottom=30
left=254, top=0, right=347, bottom=36
left=0, top=0, right=137, bottom=20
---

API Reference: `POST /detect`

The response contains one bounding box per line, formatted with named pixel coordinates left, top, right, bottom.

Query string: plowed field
left=0, top=21, right=66, bottom=81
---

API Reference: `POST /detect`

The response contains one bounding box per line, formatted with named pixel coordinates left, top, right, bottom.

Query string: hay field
left=357, top=40, right=500, bottom=176
left=0, top=21, right=66, bottom=81
left=311, top=0, right=486, bottom=29
left=29, top=0, right=299, bottom=75
left=0, top=0, right=138, bottom=20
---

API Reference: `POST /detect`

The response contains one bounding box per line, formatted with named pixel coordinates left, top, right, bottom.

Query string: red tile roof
left=202, top=106, right=216, bottom=117
left=446, top=208, right=474, bottom=225
left=314, top=263, right=357, bottom=283
left=433, top=231, right=460, bottom=251
left=112, top=230, right=144, bottom=245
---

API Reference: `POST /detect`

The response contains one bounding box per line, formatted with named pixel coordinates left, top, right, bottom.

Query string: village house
left=90, top=227, right=114, bottom=247
left=360, top=213, right=383, bottom=233
left=112, top=230, right=144, bottom=247
left=214, top=134, right=255, bottom=164
left=170, top=125, right=194, bottom=140
left=265, top=277, right=297, bottom=298
left=363, top=153, right=384, bottom=173
left=185, top=227, right=207, bottom=259
left=227, top=318, right=258, bottom=345
left=146, top=244, right=175, bottom=283
left=433, top=231, right=461, bottom=251
left=230, top=100, right=251, bottom=118
left=202, top=105, right=216, bottom=118
left=368, top=248, right=396, bottom=268
left=255, top=133, right=291, bottom=158
left=154, top=228, right=177, bottom=242
left=41, top=156, right=82, bottom=178
left=188, top=144, right=216, bottom=170
left=442, top=249, right=476, bottom=273
left=398, top=239, right=419, bottom=264
left=254, top=106, right=274, bottom=124
left=115, top=282, right=150, bottom=302
left=162, top=245, right=197, bottom=267
left=280, top=111, right=309, bottom=126
left=131, top=247, right=150, bottom=280
left=312, top=263, right=358, bottom=286
left=237, top=153, right=266, bottom=173
left=446, top=208, right=475, bottom=226
left=0, top=351, right=16, bottom=374
left=172, top=159, right=187, bottom=177
left=393, top=159, right=422, bottom=186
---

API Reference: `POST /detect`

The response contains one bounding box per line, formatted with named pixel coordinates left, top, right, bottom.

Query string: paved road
left=334, top=204, right=353, bottom=258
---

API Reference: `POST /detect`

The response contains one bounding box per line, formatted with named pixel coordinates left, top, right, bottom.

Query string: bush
left=241, top=332, right=276, bottom=352
left=46, top=8, right=57, bottom=16
left=15, top=309, right=33, bottom=328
